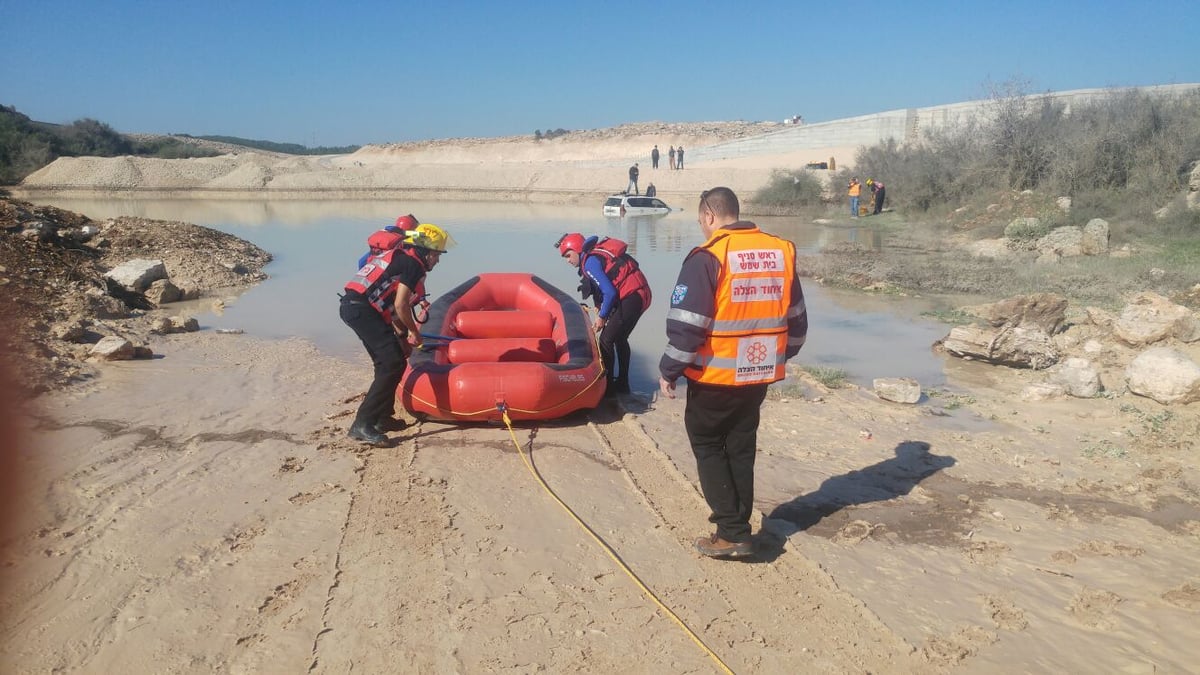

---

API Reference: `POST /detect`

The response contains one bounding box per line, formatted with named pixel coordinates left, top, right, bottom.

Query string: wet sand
left=5, top=325, right=1199, bottom=671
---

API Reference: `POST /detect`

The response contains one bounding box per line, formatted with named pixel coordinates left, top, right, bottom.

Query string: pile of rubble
left=0, top=198, right=270, bottom=394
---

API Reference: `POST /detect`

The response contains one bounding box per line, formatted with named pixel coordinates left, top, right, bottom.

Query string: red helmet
left=556, top=232, right=585, bottom=257
left=394, top=214, right=418, bottom=230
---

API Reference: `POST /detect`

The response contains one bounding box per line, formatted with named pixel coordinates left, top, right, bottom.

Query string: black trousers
left=340, top=299, right=406, bottom=425
left=684, top=381, right=769, bottom=542
left=597, top=293, right=645, bottom=391
left=873, top=187, right=885, bottom=214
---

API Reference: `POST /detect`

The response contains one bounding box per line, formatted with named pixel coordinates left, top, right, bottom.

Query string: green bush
left=191, top=135, right=360, bottom=155
left=853, top=85, right=1200, bottom=221
left=1003, top=217, right=1050, bottom=241
left=752, top=169, right=825, bottom=208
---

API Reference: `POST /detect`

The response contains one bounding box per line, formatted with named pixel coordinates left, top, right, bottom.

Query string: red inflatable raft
left=399, top=273, right=606, bottom=422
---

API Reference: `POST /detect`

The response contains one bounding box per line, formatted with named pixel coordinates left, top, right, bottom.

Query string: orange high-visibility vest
left=686, top=227, right=796, bottom=386
left=848, top=182, right=861, bottom=196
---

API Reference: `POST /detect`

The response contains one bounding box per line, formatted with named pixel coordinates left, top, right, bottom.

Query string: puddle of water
left=32, top=197, right=960, bottom=393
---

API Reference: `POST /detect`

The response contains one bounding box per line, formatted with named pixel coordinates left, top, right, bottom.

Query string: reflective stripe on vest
left=344, top=247, right=426, bottom=320
left=685, top=227, right=795, bottom=386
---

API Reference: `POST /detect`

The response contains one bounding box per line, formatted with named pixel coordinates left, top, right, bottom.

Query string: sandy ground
left=3, top=124, right=1199, bottom=672
left=3, top=324, right=1198, bottom=672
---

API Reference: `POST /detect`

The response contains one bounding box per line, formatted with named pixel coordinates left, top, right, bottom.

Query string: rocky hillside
left=0, top=198, right=271, bottom=394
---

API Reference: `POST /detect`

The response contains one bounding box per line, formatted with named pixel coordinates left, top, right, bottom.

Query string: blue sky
left=3, top=0, right=1197, bottom=147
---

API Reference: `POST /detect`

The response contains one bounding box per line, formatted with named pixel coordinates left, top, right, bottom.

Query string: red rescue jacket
left=344, top=246, right=428, bottom=320
left=583, top=237, right=652, bottom=309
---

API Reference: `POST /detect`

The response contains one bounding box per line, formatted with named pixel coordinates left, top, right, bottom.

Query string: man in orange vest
left=848, top=177, right=861, bottom=218
left=659, top=187, right=808, bottom=558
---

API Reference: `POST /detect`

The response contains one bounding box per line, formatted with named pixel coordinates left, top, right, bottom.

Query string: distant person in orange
left=668, top=146, right=677, bottom=170
left=848, top=177, right=861, bottom=218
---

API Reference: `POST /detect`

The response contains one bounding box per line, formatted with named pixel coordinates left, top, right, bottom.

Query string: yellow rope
left=500, top=409, right=735, bottom=675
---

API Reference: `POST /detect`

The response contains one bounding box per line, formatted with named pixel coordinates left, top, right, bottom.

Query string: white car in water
left=602, top=194, right=671, bottom=217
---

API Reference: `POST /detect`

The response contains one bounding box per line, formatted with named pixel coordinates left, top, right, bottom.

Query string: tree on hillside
left=61, top=119, right=132, bottom=156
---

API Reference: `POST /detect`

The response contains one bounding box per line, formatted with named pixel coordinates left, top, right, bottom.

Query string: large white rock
left=1125, top=347, right=1200, bottom=404
left=873, top=377, right=922, bottom=404
left=1036, top=226, right=1084, bottom=258
left=105, top=259, right=167, bottom=292
left=941, top=323, right=1059, bottom=370
left=1081, top=218, right=1110, bottom=255
left=144, top=278, right=182, bottom=305
left=1049, top=357, right=1103, bottom=398
left=1113, top=292, right=1200, bottom=346
left=89, top=335, right=135, bottom=361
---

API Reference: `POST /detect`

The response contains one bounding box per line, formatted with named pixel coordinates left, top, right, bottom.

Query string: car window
left=629, top=198, right=651, bottom=207
left=604, top=197, right=622, bottom=206
left=650, top=199, right=666, bottom=208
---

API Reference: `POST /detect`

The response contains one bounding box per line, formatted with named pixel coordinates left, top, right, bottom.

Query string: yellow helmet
left=405, top=223, right=456, bottom=253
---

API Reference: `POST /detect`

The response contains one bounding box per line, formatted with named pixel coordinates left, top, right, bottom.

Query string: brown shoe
left=694, top=534, right=754, bottom=559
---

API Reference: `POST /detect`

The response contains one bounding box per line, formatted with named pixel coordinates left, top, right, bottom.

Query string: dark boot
left=348, top=419, right=388, bottom=445
left=374, top=417, right=408, bottom=433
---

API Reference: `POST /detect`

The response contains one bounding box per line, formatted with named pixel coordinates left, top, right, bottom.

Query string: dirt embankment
left=12, top=121, right=797, bottom=203
left=0, top=197, right=270, bottom=393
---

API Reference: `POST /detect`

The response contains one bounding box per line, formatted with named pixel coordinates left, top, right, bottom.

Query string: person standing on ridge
left=628, top=163, right=640, bottom=195
left=676, top=145, right=685, bottom=169
left=659, top=187, right=808, bottom=559
left=651, top=145, right=660, bottom=169
left=341, top=223, right=455, bottom=445
left=557, top=232, right=652, bottom=396
left=669, top=145, right=677, bottom=170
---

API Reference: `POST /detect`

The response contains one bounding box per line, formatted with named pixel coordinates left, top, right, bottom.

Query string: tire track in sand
left=308, top=426, right=460, bottom=673
left=587, top=412, right=926, bottom=673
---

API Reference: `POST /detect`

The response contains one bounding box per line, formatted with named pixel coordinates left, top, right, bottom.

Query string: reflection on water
left=32, top=197, right=949, bottom=392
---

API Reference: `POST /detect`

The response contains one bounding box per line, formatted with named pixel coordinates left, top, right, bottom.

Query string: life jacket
left=367, top=228, right=406, bottom=255
left=684, top=226, right=795, bottom=387
left=344, top=246, right=428, bottom=320
left=582, top=237, right=652, bottom=309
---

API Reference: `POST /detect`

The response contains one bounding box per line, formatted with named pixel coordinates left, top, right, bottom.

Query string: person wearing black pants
left=341, top=224, right=453, bottom=445
left=685, top=381, right=769, bottom=544
left=597, top=293, right=645, bottom=394
left=340, top=297, right=408, bottom=438
left=659, top=187, right=807, bottom=559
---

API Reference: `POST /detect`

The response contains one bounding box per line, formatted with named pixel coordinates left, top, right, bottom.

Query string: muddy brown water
left=31, top=198, right=964, bottom=394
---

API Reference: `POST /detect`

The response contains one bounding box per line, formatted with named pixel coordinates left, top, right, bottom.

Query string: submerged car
left=602, top=194, right=671, bottom=217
